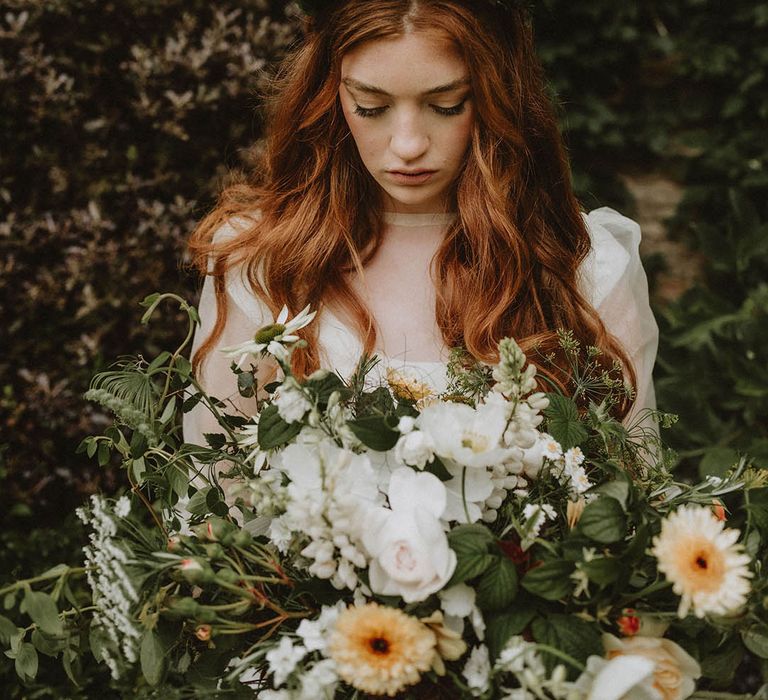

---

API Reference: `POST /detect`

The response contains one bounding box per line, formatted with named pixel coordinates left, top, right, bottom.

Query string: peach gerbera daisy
left=327, top=603, right=437, bottom=696
left=651, top=505, right=753, bottom=618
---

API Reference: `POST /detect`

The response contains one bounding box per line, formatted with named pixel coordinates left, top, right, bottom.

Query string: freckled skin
left=339, top=30, right=475, bottom=215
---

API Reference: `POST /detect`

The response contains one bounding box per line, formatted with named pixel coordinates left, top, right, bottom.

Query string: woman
left=183, top=0, right=658, bottom=449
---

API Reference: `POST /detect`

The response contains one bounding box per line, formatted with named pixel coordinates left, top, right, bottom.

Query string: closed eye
left=353, top=99, right=468, bottom=119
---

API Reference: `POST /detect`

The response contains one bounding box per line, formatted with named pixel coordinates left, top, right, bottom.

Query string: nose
left=389, top=111, right=429, bottom=162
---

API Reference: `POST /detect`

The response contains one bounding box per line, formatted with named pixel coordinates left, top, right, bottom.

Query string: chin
left=380, top=186, right=444, bottom=212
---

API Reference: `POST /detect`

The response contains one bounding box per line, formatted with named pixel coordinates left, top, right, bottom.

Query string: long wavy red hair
left=189, top=0, right=636, bottom=415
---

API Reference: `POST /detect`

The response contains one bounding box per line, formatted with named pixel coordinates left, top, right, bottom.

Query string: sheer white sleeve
left=578, top=207, right=660, bottom=431
left=182, top=220, right=276, bottom=451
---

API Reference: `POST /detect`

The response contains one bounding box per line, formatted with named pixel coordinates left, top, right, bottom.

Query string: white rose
left=362, top=468, right=456, bottom=603
left=394, top=430, right=435, bottom=469
left=597, top=634, right=701, bottom=700
left=574, top=654, right=656, bottom=700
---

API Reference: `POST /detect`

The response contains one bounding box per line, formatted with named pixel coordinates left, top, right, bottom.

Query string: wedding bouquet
left=3, top=293, right=768, bottom=699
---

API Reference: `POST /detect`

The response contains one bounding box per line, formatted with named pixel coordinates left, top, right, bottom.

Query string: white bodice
left=183, top=207, right=659, bottom=446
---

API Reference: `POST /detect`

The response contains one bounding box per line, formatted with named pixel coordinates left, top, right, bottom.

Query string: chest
left=346, top=237, right=447, bottom=362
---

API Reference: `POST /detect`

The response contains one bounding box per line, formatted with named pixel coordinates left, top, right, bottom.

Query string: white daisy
left=221, top=304, right=316, bottom=367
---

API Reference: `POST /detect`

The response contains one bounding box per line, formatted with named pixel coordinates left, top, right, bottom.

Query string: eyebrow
left=341, top=76, right=470, bottom=97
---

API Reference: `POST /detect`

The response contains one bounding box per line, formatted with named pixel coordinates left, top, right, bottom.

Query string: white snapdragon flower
left=274, top=378, right=312, bottom=424
left=221, top=304, right=316, bottom=367
left=296, top=603, right=344, bottom=653
left=271, top=440, right=380, bottom=590
left=266, top=637, right=307, bottom=687
left=463, top=645, right=492, bottom=696
left=362, top=468, right=456, bottom=603
left=297, top=659, right=338, bottom=700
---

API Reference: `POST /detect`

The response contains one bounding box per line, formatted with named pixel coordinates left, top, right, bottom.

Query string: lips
left=387, top=170, right=437, bottom=185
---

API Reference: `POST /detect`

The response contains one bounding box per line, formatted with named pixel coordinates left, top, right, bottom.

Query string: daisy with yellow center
left=327, top=603, right=437, bottom=696
left=651, top=505, right=753, bottom=618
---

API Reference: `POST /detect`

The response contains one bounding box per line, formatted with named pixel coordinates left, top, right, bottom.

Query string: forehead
left=340, top=30, right=468, bottom=97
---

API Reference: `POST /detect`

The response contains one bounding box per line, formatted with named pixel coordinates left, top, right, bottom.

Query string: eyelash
left=353, top=100, right=468, bottom=119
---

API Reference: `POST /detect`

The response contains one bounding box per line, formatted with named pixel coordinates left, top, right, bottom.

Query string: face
left=339, top=30, right=474, bottom=214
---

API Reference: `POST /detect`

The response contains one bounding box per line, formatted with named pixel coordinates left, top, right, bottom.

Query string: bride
left=183, top=0, right=658, bottom=451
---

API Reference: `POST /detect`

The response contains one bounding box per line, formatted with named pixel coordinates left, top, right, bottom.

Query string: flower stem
left=0, top=567, right=86, bottom=597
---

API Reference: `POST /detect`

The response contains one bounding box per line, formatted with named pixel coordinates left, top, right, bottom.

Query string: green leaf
left=89, top=624, right=110, bottom=663
left=97, top=441, right=111, bottom=467
left=531, top=614, right=602, bottom=676
left=140, top=630, right=165, bottom=686
left=446, top=524, right=496, bottom=587
left=186, top=487, right=212, bottom=516
left=595, top=472, right=631, bottom=510
left=347, top=415, right=399, bottom=451
left=131, top=456, right=147, bottom=482
left=14, top=642, right=38, bottom=682
left=175, top=356, right=192, bottom=381
left=148, top=351, right=172, bottom=373
left=700, top=635, right=743, bottom=681
left=543, top=393, right=588, bottom=450
left=31, top=629, right=64, bottom=657
left=307, top=371, right=346, bottom=404
left=258, top=404, right=302, bottom=450
left=204, top=432, right=227, bottom=450
left=581, top=557, right=620, bottom=586
left=475, top=556, right=518, bottom=611
left=521, top=560, right=574, bottom=600
left=237, top=371, right=256, bottom=397
left=0, top=615, right=18, bottom=645
left=579, top=497, right=626, bottom=544
left=485, top=606, right=537, bottom=660
left=23, top=591, right=63, bottom=637
left=159, top=397, right=176, bottom=425
left=742, top=624, right=768, bottom=659
left=168, top=465, right=189, bottom=500
left=182, top=392, right=203, bottom=413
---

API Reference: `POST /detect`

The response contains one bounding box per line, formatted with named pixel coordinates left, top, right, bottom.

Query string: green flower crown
left=297, top=0, right=527, bottom=19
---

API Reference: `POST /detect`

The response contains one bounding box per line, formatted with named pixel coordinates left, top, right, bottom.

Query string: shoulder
left=578, top=206, right=642, bottom=308
left=210, top=211, right=268, bottom=324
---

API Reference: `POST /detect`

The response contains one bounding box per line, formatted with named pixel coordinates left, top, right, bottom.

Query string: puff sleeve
left=578, top=207, right=660, bottom=430
left=182, top=219, right=276, bottom=450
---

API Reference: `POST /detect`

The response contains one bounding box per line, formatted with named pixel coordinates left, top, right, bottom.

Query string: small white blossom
left=463, top=645, right=492, bottom=696
left=297, top=659, right=338, bottom=700
left=394, top=429, right=435, bottom=469
left=114, top=496, right=131, bottom=518
left=266, top=637, right=307, bottom=687
left=274, top=379, right=312, bottom=424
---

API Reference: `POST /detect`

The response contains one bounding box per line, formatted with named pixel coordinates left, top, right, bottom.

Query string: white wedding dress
left=182, top=207, right=659, bottom=448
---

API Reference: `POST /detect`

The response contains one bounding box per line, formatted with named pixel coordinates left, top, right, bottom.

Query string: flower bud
left=194, top=624, right=212, bottom=641
left=179, top=558, right=215, bottom=585
left=167, top=597, right=201, bottom=617
left=192, top=517, right=235, bottom=542
left=203, top=543, right=225, bottom=560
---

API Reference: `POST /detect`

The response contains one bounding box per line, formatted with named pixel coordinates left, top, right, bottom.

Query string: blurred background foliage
left=0, top=0, right=766, bottom=694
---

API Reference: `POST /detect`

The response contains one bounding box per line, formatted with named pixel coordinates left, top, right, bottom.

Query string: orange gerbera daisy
left=327, top=603, right=437, bottom=696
